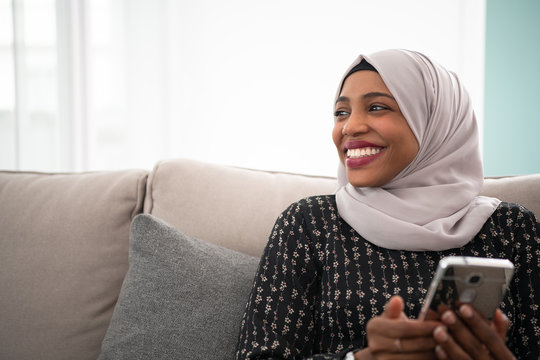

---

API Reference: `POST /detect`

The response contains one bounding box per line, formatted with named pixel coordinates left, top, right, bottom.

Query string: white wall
left=1, top=0, right=486, bottom=176
left=162, top=0, right=486, bottom=176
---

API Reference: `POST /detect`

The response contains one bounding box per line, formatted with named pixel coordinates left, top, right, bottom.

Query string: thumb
left=383, top=296, right=405, bottom=320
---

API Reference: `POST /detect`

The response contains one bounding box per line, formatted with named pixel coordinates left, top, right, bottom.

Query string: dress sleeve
left=235, top=201, right=344, bottom=359
left=502, top=206, right=540, bottom=358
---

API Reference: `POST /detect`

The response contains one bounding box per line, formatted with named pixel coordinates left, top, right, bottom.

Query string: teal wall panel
left=484, top=0, right=540, bottom=176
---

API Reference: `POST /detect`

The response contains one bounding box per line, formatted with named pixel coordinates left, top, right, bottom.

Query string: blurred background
left=0, top=0, right=538, bottom=177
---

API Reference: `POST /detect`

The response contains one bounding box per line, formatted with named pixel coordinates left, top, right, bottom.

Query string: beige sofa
left=1, top=158, right=539, bottom=360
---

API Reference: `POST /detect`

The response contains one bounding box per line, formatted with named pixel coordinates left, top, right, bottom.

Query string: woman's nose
left=342, top=113, right=369, bottom=136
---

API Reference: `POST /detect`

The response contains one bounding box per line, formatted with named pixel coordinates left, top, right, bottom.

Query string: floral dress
left=235, top=195, right=540, bottom=359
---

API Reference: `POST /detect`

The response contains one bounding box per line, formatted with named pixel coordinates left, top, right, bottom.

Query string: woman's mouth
left=344, top=141, right=386, bottom=168
left=346, top=147, right=383, bottom=159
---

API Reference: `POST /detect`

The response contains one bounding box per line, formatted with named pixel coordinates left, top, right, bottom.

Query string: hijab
left=334, top=49, right=501, bottom=251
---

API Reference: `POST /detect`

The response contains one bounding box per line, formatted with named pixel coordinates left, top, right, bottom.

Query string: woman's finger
left=382, top=295, right=406, bottom=319
left=368, top=333, right=437, bottom=354
left=368, top=336, right=438, bottom=360
left=398, top=335, right=438, bottom=353
left=433, top=325, right=474, bottom=360
left=457, top=305, right=515, bottom=360
left=438, top=309, right=491, bottom=359
left=491, top=309, right=510, bottom=341
left=367, top=317, right=440, bottom=338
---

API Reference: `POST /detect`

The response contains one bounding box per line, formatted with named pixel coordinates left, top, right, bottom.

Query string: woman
left=235, top=49, right=539, bottom=359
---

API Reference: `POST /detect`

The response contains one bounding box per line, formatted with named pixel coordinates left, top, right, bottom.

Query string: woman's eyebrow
left=336, top=92, right=395, bottom=105
left=362, top=92, right=395, bottom=100
left=335, top=96, right=349, bottom=104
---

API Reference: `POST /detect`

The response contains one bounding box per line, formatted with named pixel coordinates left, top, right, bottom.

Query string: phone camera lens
left=468, top=274, right=482, bottom=285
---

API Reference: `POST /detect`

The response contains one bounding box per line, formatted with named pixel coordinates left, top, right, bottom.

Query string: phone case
left=418, top=256, right=514, bottom=320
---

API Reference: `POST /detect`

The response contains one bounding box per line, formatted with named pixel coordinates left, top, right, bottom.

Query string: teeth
left=347, top=147, right=382, bottom=159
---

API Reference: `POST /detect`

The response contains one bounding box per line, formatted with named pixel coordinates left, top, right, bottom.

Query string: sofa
left=1, top=158, right=539, bottom=360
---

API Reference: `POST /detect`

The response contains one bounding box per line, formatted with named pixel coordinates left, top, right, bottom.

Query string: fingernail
left=435, top=345, right=448, bottom=359
left=441, top=310, right=456, bottom=325
left=433, top=326, right=449, bottom=342
left=459, top=304, right=473, bottom=318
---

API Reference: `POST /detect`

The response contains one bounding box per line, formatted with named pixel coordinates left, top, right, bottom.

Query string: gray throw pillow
left=99, top=214, right=260, bottom=360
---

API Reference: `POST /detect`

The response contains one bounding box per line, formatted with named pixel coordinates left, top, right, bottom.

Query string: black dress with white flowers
left=235, top=195, right=540, bottom=359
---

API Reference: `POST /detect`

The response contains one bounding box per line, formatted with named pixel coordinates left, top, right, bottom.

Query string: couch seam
left=144, top=160, right=164, bottom=215
left=131, top=171, right=149, bottom=219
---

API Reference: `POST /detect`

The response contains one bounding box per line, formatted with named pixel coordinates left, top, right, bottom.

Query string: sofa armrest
left=0, top=169, right=148, bottom=360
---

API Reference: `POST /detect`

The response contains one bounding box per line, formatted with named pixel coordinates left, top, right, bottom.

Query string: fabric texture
left=0, top=169, right=147, bottom=360
left=236, top=195, right=540, bottom=359
left=99, top=214, right=260, bottom=360
left=335, top=49, right=500, bottom=251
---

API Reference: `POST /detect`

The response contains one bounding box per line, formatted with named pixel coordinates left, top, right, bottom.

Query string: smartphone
left=418, top=256, right=514, bottom=321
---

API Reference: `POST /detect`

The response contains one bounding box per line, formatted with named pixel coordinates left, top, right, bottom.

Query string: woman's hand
left=432, top=305, right=515, bottom=359
left=355, top=296, right=440, bottom=359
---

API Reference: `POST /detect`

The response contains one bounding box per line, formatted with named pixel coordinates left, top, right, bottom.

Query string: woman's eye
left=334, top=110, right=350, bottom=118
left=369, top=104, right=387, bottom=112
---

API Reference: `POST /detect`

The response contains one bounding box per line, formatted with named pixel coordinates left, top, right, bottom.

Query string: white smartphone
left=418, top=256, right=514, bottom=321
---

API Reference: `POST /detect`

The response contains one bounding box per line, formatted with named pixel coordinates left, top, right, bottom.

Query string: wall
left=484, top=0, right=540, bottom=176
left=1, top=0, right=486, bottom=176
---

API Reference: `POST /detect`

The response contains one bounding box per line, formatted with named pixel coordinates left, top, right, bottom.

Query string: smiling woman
left=235, top=49, right=539, bottom=360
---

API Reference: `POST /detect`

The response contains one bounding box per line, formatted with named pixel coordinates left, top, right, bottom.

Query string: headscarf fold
left=335, top=49, right=500, bottom=251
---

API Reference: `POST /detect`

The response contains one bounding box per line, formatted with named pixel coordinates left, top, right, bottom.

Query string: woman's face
left=332, top=70, right=419, bottom=187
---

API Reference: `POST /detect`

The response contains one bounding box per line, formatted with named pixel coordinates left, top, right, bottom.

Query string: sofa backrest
left=144, top=158, right=337, bottom=257
left=482, top=174, right=540, bottom=218
left=144, top=158, right=540, bottom=257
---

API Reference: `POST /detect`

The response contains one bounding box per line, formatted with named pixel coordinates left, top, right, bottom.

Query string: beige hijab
left=335, top=49, right=500, bottom=251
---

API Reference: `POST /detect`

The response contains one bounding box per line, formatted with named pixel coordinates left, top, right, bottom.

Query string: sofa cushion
left=98, top=214, right=259, bottom=360
left=0, top=169, right=148, bottom=360
left=144, top=158, right=338, bottom=257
